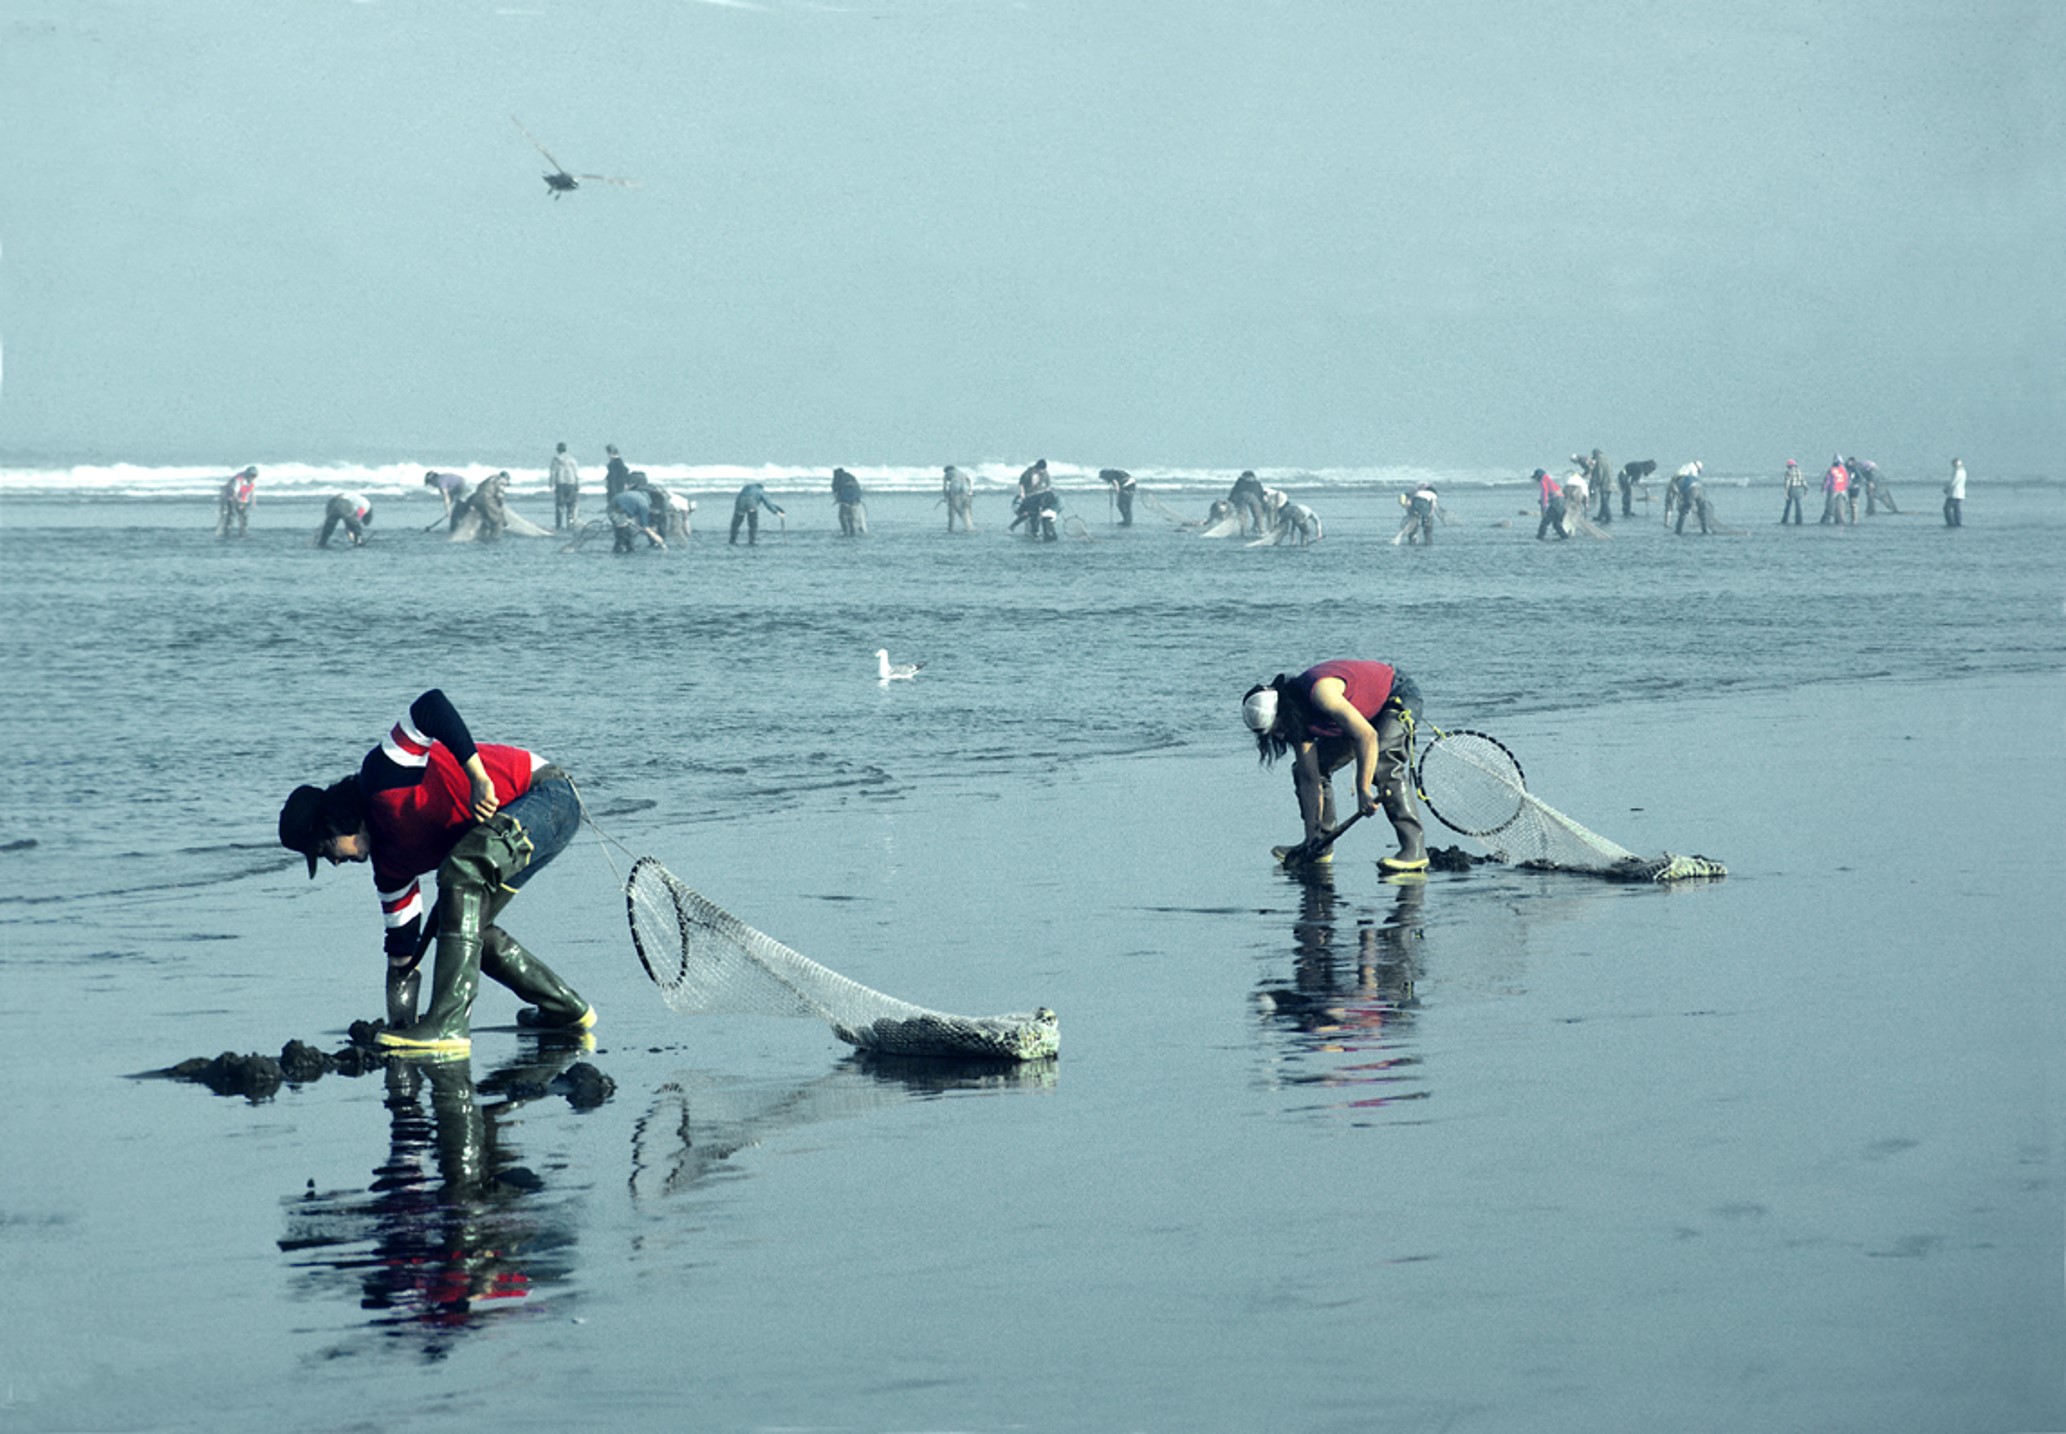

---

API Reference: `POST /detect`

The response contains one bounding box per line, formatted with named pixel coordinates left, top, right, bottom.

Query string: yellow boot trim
left=374, top=1029, right=473, bottom=1054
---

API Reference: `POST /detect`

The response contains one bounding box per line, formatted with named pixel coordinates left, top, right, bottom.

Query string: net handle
left=1281, top=809, right=1368, bottom=863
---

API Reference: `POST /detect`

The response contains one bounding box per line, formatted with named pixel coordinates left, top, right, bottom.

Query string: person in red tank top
left=1241, top=660, right=1429, bottom=872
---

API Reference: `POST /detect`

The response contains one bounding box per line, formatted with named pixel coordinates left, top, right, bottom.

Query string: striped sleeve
left=381, top=689, right=478, bottom=769
left=379, top=877, right=426, bottom=968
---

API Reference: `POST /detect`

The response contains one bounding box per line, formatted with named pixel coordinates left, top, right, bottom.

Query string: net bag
left=1415, top=731, right=1725, bottom=883
left=626, top=857, right=1060, bottom=1060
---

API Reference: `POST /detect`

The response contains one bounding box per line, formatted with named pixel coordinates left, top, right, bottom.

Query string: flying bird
left=876, top=649, right=924, bottom=683
left=512, top=117, right=638, bottom=199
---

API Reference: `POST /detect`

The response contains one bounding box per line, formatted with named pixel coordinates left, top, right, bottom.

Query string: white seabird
left=876, top=649, right=924, bottom=683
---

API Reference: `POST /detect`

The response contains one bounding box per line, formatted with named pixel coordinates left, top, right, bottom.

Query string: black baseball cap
left=278, top=779, right=363, bottom=877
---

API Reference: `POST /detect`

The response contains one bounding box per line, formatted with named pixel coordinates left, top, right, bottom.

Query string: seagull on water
left=876, top=649, right=924, bottom=683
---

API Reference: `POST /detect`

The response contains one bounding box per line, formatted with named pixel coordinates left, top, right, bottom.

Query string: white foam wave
left=0, top=457, right=1543, bottom=502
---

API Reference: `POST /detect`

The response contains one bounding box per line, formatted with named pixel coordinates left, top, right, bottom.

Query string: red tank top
left=1292, top=661, right=1396, bottom=737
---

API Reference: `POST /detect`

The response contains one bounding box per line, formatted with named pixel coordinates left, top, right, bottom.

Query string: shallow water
left=1, top=485, right=2062, bottom=1431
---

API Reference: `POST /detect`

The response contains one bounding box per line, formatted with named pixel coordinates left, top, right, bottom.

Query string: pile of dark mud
left=1426, top=845, right=1494, bottom=872
left=147, top=1021, right=613, bottom=1109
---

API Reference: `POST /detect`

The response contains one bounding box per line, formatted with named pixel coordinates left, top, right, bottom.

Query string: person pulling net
left=1414, top=729, right=1725, bottom=882
left=626, top=857, right=1060, bottom=1060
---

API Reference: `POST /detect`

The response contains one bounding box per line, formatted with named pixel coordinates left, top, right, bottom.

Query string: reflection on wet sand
left=1256, top=868, right=1428, bottom=1114
left=631, top=1053, right=1056, bottom=1203
left=277, top=1040, right=591, bottom=1360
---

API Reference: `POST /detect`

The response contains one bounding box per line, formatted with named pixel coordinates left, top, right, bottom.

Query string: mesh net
left=626, top=857, right=1060, bottom=1060
left=1416, top=732, right=1726, bottom=882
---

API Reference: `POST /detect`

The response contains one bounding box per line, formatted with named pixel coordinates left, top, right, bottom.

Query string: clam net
left=625, top=857, right=1059, bottom=1060
left=1415, top=731, right=1726, bottom=883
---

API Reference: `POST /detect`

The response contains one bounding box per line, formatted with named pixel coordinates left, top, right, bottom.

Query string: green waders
left=376, top=811, right=592, bottom=1055
left=1375, top=700, right=1429, bottom=874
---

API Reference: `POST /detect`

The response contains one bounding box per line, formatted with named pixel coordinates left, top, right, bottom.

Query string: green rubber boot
left=1377, top=783, right=1429, bottom=874
left=376, top=883, right=486, bottom=1055
left=482, top=927, right=595, bottom=1032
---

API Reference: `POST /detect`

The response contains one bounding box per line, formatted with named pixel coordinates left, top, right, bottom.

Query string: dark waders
left=376, top=770, right=591, bottom=1055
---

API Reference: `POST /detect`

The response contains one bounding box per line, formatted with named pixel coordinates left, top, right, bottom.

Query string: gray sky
left=4, top=0, right=2061, bottom=474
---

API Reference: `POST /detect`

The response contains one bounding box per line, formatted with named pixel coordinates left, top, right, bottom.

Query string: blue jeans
left=504, top=769, right=580, bottom=890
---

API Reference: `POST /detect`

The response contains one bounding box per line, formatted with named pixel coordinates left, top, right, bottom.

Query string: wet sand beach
left=2, top=639, right=2060, bottom=1430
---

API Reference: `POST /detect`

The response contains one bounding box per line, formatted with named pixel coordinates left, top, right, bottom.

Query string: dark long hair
left=1246, top=675, right=1300, bottom=766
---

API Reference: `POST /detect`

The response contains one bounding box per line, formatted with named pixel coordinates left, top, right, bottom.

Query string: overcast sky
left=4, top=0, right=2060, bottom=474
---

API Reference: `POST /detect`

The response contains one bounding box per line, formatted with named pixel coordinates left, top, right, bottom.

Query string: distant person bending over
left=1618, top=460, right=1656, bottom=516
left=1675, top=478, right=1714, bottom=535
left=215, top=466, right=258, bottom=538
left=1275, top=500, right=1322, bottom=545
left=1100, top=468, right=1136, bottom=527
left=1943, top=457, right=1966, bottom=528
left=1260, top=485, right=1292, bottom=534
left=608, top=479, right=666, bottom=552
left=423, top=471, right=471, bottom=530
left=276, top=688, right=593, bottom=1055
left=1404, top=483, right=1439, bottom=545
left=832, top=467, right=867, bottom=536
left=318, top=492, right=374, bottom=548
left=1850, top=456, right=1895, bottom=515
left=469, top=472, right=511, bottom=542
left=1012, top=486, right=1063, bottom=541
left=1241, top=660, right=1428, bottom=873
left=648, top=482, right=693, bottom=542
left=1561, top=468, right=1591, bottom=533
left=731, top=482, right=785, bottom=545
left=550, top=443, right=582, bottom=529
left=1780, top=460, right=1807, bottom=525
left=1228, top=470, right=1269, bottom=535
left=1667, top=462, right=1703, bottom=529
left=942, top=466, right=975, bottom=532
left=1017, top=459, right=1051, bottom=502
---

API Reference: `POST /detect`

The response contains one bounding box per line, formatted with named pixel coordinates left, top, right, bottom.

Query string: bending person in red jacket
left=1241, top=660, right=1428, bottom=873
left=277, top=689, right=593, bottom=1055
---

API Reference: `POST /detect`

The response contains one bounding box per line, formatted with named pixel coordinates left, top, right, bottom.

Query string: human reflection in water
left=630, top=1054, right=1056, bottom=1203
left=1256, top=866, right=1428, bottom=1111
left=278, top=1039, right=593, bottom=1360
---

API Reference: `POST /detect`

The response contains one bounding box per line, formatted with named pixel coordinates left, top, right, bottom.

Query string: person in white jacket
left=1943, top=458, right=1967, bottom=528
left=550, top=442, right=582, bottom=529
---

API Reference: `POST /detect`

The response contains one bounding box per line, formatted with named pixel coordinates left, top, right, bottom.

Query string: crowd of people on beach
left=211, top=445, right=1977, bottom=550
